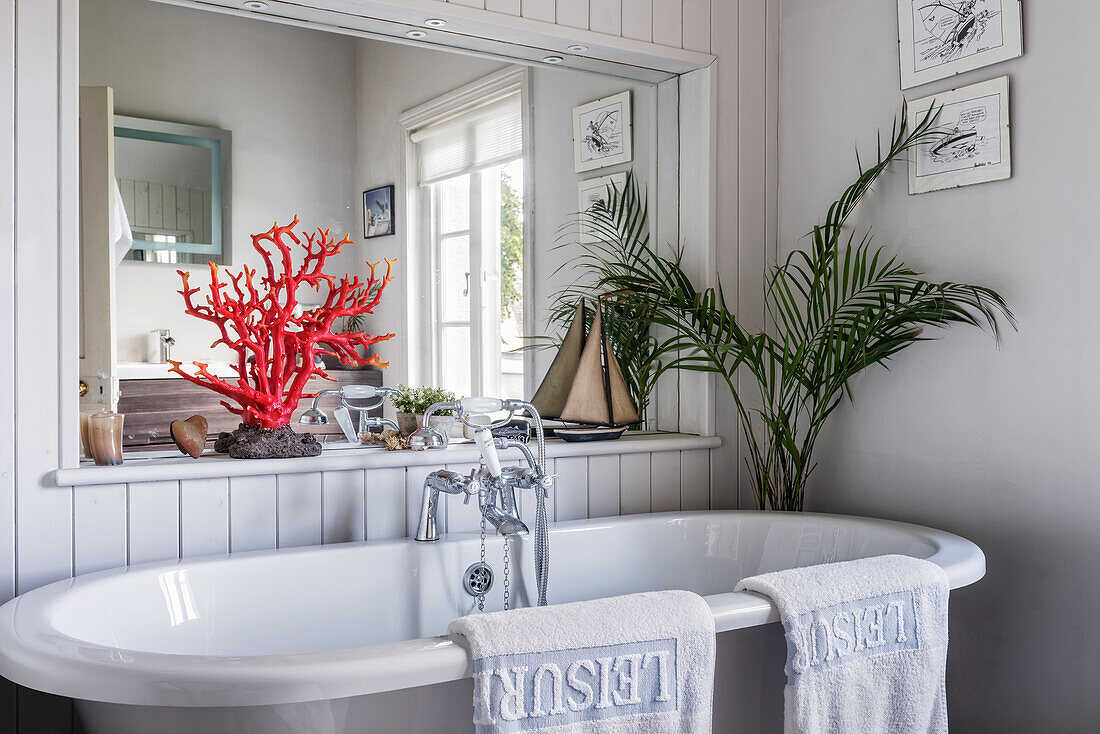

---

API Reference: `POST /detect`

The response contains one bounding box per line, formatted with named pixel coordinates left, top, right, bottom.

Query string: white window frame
left=399, top=67, right=535, bottom=397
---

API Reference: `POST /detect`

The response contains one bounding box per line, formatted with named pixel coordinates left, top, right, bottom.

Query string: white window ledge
left=56, top=432, right=721, bottom=487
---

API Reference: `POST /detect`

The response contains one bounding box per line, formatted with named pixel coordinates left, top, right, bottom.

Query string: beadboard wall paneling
left=0, top=0, right=15, bottom=617
left=55, top=449, right=711, bottom=573
left=128, top=479, right=180, bottom=563
left=179, top=477, right=229, bottom=557
left=521, top=0, right=556, bottom=23
left=555, top=0, right=588, bottom=30
left=652, top=0, right=683, bottom=48
left=484, top=0, right=521, bottom=15
left=449, top=0, right=708, bottom=51
left=589, top=0, right=622, bottom=37
left=621, top=0, right=654, bottom=42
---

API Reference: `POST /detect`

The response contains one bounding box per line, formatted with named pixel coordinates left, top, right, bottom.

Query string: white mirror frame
left=42, top=0, right=718, bottom=475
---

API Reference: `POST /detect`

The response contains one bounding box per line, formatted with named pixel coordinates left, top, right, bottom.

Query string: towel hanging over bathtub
left=737, top=554, right=950, bottom=734
left=448, top=590, right=715, bottom=734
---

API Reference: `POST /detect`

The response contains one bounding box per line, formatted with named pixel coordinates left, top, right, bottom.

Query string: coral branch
left=171, top=217, right=396, bottom=428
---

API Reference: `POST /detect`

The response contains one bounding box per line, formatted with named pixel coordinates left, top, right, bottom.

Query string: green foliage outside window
left=500, top=171, right=524, bottom=321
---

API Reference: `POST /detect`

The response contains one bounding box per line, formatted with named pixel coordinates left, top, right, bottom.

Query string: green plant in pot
left=392, top=385, right=458, bottom=437
left=564, top=107, right=1015, bottom=511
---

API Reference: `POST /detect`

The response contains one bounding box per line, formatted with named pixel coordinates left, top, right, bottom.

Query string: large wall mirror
left=78, top=0, right=677, bottom=451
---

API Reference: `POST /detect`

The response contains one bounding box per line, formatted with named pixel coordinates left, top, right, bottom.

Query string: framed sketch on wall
left=908, top=76, right=1011, bottom=194
left=578, top=173, right=626, bottom=241
left=573, top=91, right=633, bottom=172
left=898, top=0, right=1022, bottom=89
left=362, top=185, right=394, bottom=238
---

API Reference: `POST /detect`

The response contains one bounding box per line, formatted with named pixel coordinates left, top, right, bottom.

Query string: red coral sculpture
left=168, top=216, right=395, bottom=429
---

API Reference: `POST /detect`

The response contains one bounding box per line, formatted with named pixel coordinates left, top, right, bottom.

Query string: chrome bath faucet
left=409, top=397, right=554, bottom=607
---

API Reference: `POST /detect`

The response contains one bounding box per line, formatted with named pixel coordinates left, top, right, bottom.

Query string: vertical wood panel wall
left=447, top=0, right=713, bottom=52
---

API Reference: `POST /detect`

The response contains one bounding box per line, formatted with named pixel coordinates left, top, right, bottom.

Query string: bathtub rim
left=0, top=510, right=985, bottom=708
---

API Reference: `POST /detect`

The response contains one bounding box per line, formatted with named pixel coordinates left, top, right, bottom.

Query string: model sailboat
left=531, top=298, right=639, bottom=441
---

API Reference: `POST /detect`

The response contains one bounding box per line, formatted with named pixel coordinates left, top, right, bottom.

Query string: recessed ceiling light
left=424, top=18, right=447, bottom=27
left=566, top=44, right=589, bottom=53
left=542, top=55, right=564, bottom=64
left=242, top=0, right=268, bottom=9
left=406, top=30, right=427, bottom=39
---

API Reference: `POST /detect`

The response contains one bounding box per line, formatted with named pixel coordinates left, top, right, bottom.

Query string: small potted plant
left=392, top=385, right=458, bottom=438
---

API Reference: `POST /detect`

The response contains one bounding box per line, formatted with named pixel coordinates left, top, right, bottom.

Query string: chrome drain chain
left=502, top=537, right=510, bottom=611
left=477, top=516, right=487, bottom=612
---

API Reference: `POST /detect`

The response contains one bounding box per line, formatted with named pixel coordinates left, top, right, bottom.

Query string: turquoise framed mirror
left=113, top=115, right=231, bottom=264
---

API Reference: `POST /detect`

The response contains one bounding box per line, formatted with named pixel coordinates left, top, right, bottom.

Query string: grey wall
left=779, top=2, right=1099, bottom=729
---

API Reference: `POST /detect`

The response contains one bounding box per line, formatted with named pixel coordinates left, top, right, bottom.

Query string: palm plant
left=552, top=106, right=1015, bottom=510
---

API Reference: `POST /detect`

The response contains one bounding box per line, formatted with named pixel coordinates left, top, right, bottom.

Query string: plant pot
left=396, top=412, right=419, bottom=435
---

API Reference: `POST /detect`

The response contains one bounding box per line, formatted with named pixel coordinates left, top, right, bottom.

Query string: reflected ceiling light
left=406, top=30, right=428, bottom=39
left=542, top=55, right=565, bottom=64
left=242, top=0, right=268, bottom=9
left=566, top=44, right=589, bottom=53
left=424, top=18, right=447, bottom=27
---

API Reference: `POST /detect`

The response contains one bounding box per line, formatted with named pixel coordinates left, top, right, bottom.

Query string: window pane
left=440, top=234, right=470, bottom=321
left=439, top=174, right=469, bottom=234
left=441, top=326, right=471, bottom=398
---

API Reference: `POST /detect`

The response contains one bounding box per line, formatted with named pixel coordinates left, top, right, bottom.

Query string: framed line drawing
left=898, top=0, right=1022, bottom=89
left=908, top=76, right=1011, bottom=194
left=362, top=184, right=394, bottom=238
left=578, top=173, right=626, bottom=242
left=572, top=91, right=633, bottom=172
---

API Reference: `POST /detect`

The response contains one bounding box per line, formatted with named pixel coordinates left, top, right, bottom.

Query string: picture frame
left=898, top=0, right=1022, bottom=90
left=907, top=76, right=1011, bottom=195
left=362, top=185, right=395, bottom=238
left=578, top=172, right=626, bottom=242
left=572, top=91, right=633, bottom=173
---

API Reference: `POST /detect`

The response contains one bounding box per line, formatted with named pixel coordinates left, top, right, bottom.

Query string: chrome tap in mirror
left=152, top=329, right=175, bottom=364
left=298, top=385, right=399, bottom=434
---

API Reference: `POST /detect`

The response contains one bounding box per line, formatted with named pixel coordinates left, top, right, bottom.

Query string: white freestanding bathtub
left=0, top=511, right=984, bottom=734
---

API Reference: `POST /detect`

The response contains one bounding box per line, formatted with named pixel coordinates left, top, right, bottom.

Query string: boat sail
left=530, top=298, right=639, bottom=440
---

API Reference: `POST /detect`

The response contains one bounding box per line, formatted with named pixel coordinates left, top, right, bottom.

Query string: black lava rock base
left=214, top=423, right=322, bottom=459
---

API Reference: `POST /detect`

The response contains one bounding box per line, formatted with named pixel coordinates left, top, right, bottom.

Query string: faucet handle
left=462, top=471, right=481, bottom=505
left=538, top=472, right=558, bottom=497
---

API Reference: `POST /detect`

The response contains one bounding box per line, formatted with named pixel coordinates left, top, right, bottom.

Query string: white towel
left=110, top=178, right=133, bottom=265
left=448, top=590, right=715, bottom=734
left=737, top=554, right=949, bottom=734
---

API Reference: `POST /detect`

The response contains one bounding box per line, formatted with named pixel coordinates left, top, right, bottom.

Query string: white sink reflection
left=117, top=361, right=235, bottom=380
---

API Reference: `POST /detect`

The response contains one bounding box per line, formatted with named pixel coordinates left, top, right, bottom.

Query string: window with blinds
left=411, top=92, right=523, bottom=185
left=406, top=83, right=527, bottom=400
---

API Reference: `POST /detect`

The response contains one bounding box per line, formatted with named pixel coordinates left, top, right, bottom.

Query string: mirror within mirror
left=113, top=116, right=230, bottom=265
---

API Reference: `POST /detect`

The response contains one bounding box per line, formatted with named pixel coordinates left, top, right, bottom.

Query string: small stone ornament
left=170, top=415, right=209, bottom=458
